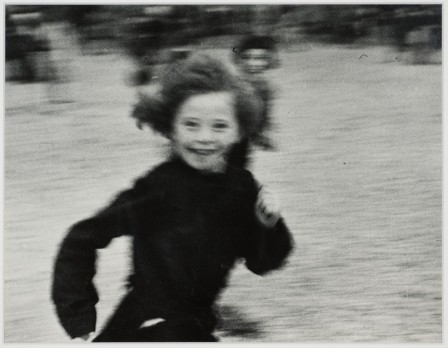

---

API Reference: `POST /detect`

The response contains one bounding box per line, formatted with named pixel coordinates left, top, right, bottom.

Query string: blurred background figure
left=227, top=34, right=280, bottom=169
left=64, top=5, right=101, bottom=55
left=6, top=8, right=46, bottom=83
left=118, top=6, right=171, bottom=86
left=5, top=6, right=74, bottom=106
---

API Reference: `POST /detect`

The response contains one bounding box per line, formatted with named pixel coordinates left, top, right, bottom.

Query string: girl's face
left=171, top=92, right=241, bottom=173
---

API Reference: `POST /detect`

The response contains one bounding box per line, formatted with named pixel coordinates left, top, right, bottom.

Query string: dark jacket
left=51, top=157, right=293, bottom=340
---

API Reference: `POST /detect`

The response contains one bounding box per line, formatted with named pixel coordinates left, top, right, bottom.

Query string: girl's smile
left=171, top=92, right=241, bottom=173
left=188, top=148, right=218, bottom=156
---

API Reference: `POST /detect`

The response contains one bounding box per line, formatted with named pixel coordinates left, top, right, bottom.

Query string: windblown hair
left=131, top=53, right=263, bottom=139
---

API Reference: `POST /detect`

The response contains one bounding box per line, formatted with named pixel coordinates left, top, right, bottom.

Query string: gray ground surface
left=4, top=43, right=442, bottom=343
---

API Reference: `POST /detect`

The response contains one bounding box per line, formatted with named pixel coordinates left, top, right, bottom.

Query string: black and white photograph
left=3, top=2, right=443, bottom=343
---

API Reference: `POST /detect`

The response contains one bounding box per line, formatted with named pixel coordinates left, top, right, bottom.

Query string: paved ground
left=4, top=41, right=442, bottom=343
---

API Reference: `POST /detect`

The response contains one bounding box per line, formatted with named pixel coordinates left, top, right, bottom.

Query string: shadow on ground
left=215, top=305, right=264, bottom=340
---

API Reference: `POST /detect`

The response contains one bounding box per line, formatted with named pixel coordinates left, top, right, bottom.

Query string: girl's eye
left=184, top=120, right=199, bottom=128
left=213, top=122, right=229, bottom=131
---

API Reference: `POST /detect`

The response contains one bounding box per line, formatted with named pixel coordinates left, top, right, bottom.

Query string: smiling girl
left=51, top=53, right=293, bottom=342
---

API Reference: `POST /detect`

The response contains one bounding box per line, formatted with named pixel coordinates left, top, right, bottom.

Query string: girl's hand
left=72, top=332, right=95, bottom=343
left=255, top=186, right=280, bottom=228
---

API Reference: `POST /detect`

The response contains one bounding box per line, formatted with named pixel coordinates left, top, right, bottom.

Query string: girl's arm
left=245, top=217, right=294, bottom=276
left=244, top=184, right=294, bottom=275
left=51, top=176, right=154, bottom=339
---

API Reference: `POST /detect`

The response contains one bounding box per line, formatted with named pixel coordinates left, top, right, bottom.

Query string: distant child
left=51, top=53, right=293, bottom=342
left=228, top=34, right=280, bottom=168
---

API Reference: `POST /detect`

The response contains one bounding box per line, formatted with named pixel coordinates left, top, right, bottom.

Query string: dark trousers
left=93, top=293, right=217, bottom=342
left=94, top=318, right=217, bottom=342
left=133, top=319, right=218, bottom=342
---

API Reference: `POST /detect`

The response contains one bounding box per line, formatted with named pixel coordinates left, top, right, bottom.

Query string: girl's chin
left=189, top=159, right=226, bottom=173
left=196, top=164, right=225, bottom=173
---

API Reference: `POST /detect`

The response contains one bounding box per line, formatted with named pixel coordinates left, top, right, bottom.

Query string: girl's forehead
left=176, top=92, right=238, bottom=122
left=179, top=92, right=235, bottom=111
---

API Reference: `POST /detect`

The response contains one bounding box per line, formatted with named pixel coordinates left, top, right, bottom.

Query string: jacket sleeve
left=242, top=173, right=294, bottom=276
left=51, top=176, right=153, bottom=338
left=245, top=217, right=294, bottom=276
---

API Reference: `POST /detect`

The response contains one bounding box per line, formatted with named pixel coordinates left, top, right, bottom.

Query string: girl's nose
left=197, top=127, right=213, bottom=143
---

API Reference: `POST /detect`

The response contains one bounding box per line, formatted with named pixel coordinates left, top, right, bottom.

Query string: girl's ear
left=236, top=126, right=245, bottom=142
left=167, top=112, right=180, bottom=141
left=166, top=128, right=175, bottom=141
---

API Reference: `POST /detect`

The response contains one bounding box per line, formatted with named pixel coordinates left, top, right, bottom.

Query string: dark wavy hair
left=131, top=53, right=263, bottom=139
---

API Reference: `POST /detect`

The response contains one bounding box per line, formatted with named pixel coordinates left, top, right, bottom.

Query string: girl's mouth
left=189, top=148, right=217, bottom=156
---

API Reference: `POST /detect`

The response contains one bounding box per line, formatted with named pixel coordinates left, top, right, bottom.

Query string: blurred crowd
left=5, top=4, right=442, bottom=85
